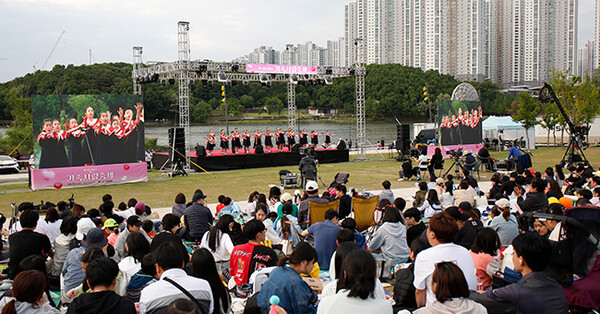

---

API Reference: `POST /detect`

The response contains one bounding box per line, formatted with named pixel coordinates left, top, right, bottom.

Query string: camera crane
left=538, top=82, right=591, bottom=168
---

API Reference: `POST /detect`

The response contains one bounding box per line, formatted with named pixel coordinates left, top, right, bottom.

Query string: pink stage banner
left=30, top=162, right=148, bottom=191
left=246, top=63, right=318, bottom=75
left=427, top=143, right=484, bottom=158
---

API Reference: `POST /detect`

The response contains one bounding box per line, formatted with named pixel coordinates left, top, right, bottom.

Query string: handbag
left=164, top=277, right=208, bottom=314
left=281, top=238, right=294, bottom=255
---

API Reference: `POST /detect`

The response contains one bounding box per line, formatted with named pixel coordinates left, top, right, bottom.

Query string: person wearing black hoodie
left=67, top=256, right=136, bottom=314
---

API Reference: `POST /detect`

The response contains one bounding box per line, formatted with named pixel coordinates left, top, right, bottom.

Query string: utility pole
left=222, top=85, right=229, bottom=134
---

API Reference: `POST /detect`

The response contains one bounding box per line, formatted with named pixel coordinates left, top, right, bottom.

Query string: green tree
left=509, top=92, right=540, bottom=149
left=539, top=103, right=560, bottom=147
left=264, top=97, right=284, bottom=116
left=190, top=100, right=212, bottom=123
left=240, top=95, right=255, bottom=109
left=0, top=88, right=33, bottom=153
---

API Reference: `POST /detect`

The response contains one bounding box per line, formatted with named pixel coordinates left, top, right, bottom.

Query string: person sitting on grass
left=317, top=249, right=393, bottom=314
left=256, top=242, right=319, bottom=314
left=301, top=209, right=341, bottom=270
left=471, top=232, right=568, bottom=313
left=469, top=228, right=502, bottom=292
left=414, top=182, right=428, bottom=208
left=230, top=219, right=278, bottom=287
left=340, top=218, right=365, bottom=249
left=125, top=253, right=157, bottom=302
left=411, top=262, right=487, bottom=314
left=1, top=270, right=59, bottom=314
left=367, top=207, right=409, bottom=264
left=67, top=257, right=136, bottom=313
left=393, top=238, right=430, bottom=312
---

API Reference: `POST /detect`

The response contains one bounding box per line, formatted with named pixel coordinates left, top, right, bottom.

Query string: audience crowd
left=0, top=158, right=599, bottom=314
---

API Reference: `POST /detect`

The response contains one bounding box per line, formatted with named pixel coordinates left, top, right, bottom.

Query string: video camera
left=447, top=148, right=464, bottom=159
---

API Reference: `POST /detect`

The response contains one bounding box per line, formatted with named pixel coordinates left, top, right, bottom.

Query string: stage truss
left=132, top=21, right=367, bottom=162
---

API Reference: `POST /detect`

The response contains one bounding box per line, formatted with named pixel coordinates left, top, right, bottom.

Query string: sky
left=0, top=0, right=596, bottom=83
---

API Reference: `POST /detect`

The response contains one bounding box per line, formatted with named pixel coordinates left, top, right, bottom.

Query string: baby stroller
left=523, top=208, right=600, bottom=311
left=400, top=159, right=419, bottom=180
left=329, top=173, right=350, bottom=189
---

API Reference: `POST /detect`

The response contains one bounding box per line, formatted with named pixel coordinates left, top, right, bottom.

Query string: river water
left=145, top=121, right=407, bottom=147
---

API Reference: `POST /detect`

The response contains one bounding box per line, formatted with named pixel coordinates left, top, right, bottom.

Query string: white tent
left=483, top=116, right=535, bottom=149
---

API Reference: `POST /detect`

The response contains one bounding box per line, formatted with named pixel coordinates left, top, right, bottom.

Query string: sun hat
left=75, top=218, right=96, bottom=241
left=82, top=228, right=108, bottom=248
left=281, top=193, right=293, bottom=202
left=102, top=218, right=119, bottom=230
left=547, top=197, right=559, bottom=205
left=495, top=198, right=510, bottom=209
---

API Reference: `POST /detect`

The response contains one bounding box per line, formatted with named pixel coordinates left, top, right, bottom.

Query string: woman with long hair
left=413, top=262, right=486, bottom=313
left=469, top=228, right=502, bottom=291
left=246, top=191, right=259, bottom=217
left=418, top=189, right=442, bottom=218
left=171, top=193, right=186, bottom=217
left=318, top=250, right=392, bottom=313
left=257, top=242, right=319, bottom=314
left=191, top=248, right=231, bottom=314
left=367, top=207, right=409, bottom=264
left=1, top=270, right=59, bottom=314
left=554, top=164, right=565, bottom=186
left=44, top=207, right=62, bottom=243
left=116, top=233, right=150, bottom=295
left=200, top=214, right=235, bottom=277
left=545, top=179, right=563, bottom=199
left=488, top=198, right=518, bottom=246
left=276, top=202, right=302, bottom=247
left=439, top=180, right=454, bottom=209
left=49, top=216, right=78, bottom=282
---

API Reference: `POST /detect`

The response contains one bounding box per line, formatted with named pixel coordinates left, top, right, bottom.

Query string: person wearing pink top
left=469, top=228, right=502, bottom=292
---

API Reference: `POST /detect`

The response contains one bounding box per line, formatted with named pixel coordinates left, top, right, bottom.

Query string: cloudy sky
left=0, top=0, right=595, bottom=83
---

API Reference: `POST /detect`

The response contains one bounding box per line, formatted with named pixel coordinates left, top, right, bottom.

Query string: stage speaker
left=396, top=124, right=411, bottom=153
left=168, top=127, right=186, bottom=162
left=255, top=144, right=264, bottom=154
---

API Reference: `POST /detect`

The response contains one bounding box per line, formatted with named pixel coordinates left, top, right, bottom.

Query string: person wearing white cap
left=488, top=199, right=518, bottom=246
left=61, top=217, right=96, bottom=302
left=297, top=181, right=328, bottom=229
left=276, top=193, right=298, bottom=219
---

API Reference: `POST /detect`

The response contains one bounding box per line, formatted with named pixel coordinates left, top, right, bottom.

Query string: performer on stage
left=300, top=129, right=309, bottom=148
left=94, top=111, right=113, bottom=165
left=80, top=106, right=99, bottom=165
left=243, top=129, right=251, bottom=154
left=220, top=130, right=229, bottom=155
left=37, top=119, right=53, bottom=169
left=310, top=130, right=319, bottom=148
left=264, top=128, right=273, bottom=152
left=206, top=132, right=216, bottom=156
left=121, top=107, right=140, bottom=163
left=287, top=129, right=296, bottom=150
left=51, top=119, right=69, bottom=168
left=232, top=128, right=242, bottom=154
left=324, top=131, right=334, bottom=149
left=64, top=118, right=85, bottom=167
left=110, top=116, right=125, bottom=163
left=253, top=129, right=262, bottom=148
left=276, top=128, right=285, bottom=152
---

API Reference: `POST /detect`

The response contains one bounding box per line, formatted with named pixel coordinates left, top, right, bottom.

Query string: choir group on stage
left=204, top=128, right=335, bottom=156
left=37, top=103, right=145, bottom=169
left=439, top=105, right=483, bottom=145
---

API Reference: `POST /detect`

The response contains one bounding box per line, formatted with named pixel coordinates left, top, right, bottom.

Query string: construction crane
left=33, top=31, right=65, bottom=71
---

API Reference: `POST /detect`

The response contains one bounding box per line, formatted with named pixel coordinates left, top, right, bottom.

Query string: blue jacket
left=62, top=246, right=86, bottom=292
left=256, top=265, right=318, bottom=314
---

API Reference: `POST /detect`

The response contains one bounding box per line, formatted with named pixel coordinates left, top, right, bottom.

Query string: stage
left=152, top=147, right=350, bottom=172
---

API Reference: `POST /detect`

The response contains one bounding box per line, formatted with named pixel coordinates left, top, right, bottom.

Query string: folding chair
left=308, top=199, right=340, bottom=226
left=352, top=195, right=379, bottom=231
left=432, top=158, right=444, bottom=177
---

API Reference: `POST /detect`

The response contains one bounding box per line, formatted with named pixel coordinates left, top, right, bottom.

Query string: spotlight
left=242, top=81, right=249, bottom=86
left=168, top=79, right=176, bottom=85
left=217, top=71, right=227, bottom=83
left=198, top=62, right=208, bottom=72
left=348, top=67, right=356, bottom=76
left=259, top=74, right=269, bottom=84
left=231, top=62, right=240, bottom=72
left=304, top=74, right=310, bottom=79
left=160, top=79, right=167, bottom=86
left=151, top=73, right=159, bottom=82
left=324, top=75, right=333, bottom=85
left=290, top=74, right=299, bottom=85
left=325, top=67, right=333, bottom=75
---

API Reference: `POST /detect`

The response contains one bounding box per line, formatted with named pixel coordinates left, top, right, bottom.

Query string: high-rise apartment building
left=576, top=40, right=596, bottom=77
left=281, top=44, right=298, bottom=65
left=247, top=46, right=280, bottom=64
left=344, top=0, right=577, bottom=85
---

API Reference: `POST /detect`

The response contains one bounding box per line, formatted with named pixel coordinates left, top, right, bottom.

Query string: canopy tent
left=483, top=116, right=535, bottom=149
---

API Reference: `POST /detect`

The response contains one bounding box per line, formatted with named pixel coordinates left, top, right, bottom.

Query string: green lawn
left=0, top=147, right=597, bottom=214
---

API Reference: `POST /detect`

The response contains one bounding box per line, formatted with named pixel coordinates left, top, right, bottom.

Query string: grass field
left=0, top=147, right=598, bottom=214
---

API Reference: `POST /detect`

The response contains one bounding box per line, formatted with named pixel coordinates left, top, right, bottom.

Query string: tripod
left=170, top=159, right=187, bottom=177
left=443, top=156, right=466, bottom=177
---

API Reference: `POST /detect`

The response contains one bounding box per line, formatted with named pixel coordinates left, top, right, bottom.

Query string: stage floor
left=152, top=148, right=349, bottom=171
